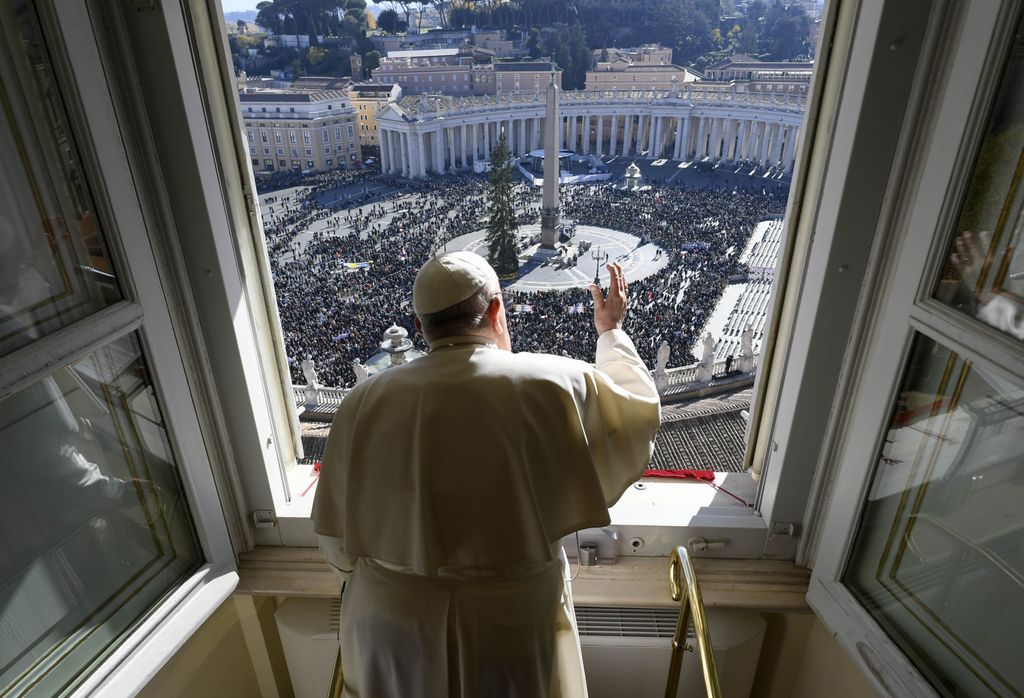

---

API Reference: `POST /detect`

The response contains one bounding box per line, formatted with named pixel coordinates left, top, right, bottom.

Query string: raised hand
left=589, top=262, right=628, bottom=335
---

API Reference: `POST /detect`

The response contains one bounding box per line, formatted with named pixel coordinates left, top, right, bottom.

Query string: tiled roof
left=299, top=387, right=752, bottom=474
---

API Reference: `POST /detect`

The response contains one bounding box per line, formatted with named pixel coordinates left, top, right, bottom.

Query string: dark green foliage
left=377, top=8, right=407, bottom=34
left=485, top=134, right=519, bottom=277
left=541, top=23, right=591, bottom=90
left=255, top=0, right=367, bottom=41
left=445, top=0, right=812, bottom=69
left=526, top=27, right=542, bottom=59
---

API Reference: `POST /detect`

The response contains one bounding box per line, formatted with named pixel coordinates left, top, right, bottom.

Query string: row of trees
left=443, top=0, right=812, bottom=67
left=254, top=0, right=369, bottom=42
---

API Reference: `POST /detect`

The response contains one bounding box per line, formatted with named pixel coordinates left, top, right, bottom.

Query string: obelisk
left=540, top=67, right=562, bottom=249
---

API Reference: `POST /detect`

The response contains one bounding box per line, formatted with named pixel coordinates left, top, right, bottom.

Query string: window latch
left=252, top=510, right=277, bottom=528
left=687, top=536, right=726, bottom=553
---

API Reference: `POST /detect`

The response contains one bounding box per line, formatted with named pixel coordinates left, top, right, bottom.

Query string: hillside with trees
left=231, top=0, right=813, bottom=81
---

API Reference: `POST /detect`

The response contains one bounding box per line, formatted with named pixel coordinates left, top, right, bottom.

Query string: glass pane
left=844, top=334, right=1024, bottom=696
left=0, top=333, right=202, bottom=697
left=934, top=19, right=1024, bottom=342
left=0, top=1, right=121, bottom=358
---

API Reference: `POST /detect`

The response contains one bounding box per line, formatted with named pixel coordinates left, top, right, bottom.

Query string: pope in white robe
left=313, top=252, right=661, bottom=697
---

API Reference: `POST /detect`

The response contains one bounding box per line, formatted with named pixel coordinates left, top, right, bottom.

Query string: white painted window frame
left=0, top=1, right=240, bottom=695
left=176, top=0, right=881, bottom=558
left=806, top=0, right=1024, bottom=695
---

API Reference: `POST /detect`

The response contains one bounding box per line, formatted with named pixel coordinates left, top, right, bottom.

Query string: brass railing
left=328, top=647, right=344, bottom=697
left=665, top=545, right=723, bottom=698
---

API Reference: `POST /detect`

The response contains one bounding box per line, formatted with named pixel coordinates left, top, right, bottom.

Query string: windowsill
left=273, top=470, right=760, bottom=523
left=235, top=547, right=809, bottom=612
left=71, top=564, right=238, bottom=698
left=269, top=471, right=767, bottom=554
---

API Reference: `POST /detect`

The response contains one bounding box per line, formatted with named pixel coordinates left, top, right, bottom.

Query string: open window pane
left=0, top=332, right=202, bottom=697
left=934, top=17, right=1024, bottom=343
left=843, top=333, right=1024, bottom=696
left=0, top=0, right=121, bottom=358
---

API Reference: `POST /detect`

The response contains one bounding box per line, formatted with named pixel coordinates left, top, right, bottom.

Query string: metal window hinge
left=252, top=510, right=278, bottom=528
left=768, top=522, right=796, bottom=540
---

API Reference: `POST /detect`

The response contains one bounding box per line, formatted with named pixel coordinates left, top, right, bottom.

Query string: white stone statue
left=352, top=358, right=370, bottom=385
left=700, top=332, right=715, bottom=365
left=738, top=326, right=755, bottom=373
left=655, top=342, right=670, bottom=375
left=301, top=358, right=320, bottom=405
left=301, top=358, right=321, bottom=388
left=695, top=332, right=715, bottom=384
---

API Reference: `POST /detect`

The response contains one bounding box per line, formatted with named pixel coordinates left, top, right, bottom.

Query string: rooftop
left=298, top=386, right=753, bottom=474
left=493, top=61, right=560, bottom=72
left=386, top=48, right=462, bottom=59
left=239, top=89, right=350, bottom=104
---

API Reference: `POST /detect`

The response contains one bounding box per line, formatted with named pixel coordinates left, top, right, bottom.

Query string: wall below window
left=138, top=595, right=292, bottom=698
left=752, top=613, right=876, bottom=698
left=139, top=597, right=876, bottom=698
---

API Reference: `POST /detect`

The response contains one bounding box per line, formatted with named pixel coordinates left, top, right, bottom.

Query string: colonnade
left=379, top=105, right=802, bottom=179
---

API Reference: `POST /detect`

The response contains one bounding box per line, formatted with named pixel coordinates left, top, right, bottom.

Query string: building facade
left=494, top=61, right=562, bottom=95
left=376, top=86, right=804, bottom=179
left=347, top=83, right=402, bottom=146
left=239, top=90, right=361, bottom=173
left=585, top=63, right=701, bottom=92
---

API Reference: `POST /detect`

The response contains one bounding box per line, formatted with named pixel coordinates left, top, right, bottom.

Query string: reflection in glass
left=0, top=333, right=202, bottom=696
left=935, top=18, right=1024, bottom=342
left=844, top=334, right=1024, bottom=696
left=0, top=1, right=121, bottom=357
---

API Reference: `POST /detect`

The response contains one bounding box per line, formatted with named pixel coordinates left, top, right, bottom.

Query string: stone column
left=379, top=128, right=390, bottom=172
left=531, top=117, right=540, bottom=152
left=483, top=121, right=491, bottom=160
left=672, top=117, right=683, bottom=160
left=461, top=124, right=468, bottom=167
left=609, top=115, right=618, bottom=156
left=519, top=118, right=527, bottom=157
left=405, top=132, right=416, bottom=178
left=393, top=131, right=402, bottom=174
left=758, top=122, right=771, bottom=165
left=783, top=126, right=798, bottom=170
left=680, top=116, right=692, bottom=160
left=447, top=128, right=456, bottom=171
left=706, top=118, right=718, bottom=158
left=770, top=123, right=784, bottom=165
left=694, top=117, right=707, bottom=158
left=623, top=114, right=633, bottom=156
left=582, top=114, right=591, bottom=154
left=646, top=114, right=657, bottom=159
left=596, top=114, right=604, bottom=156
left=417, top=131, right=427, bottom=178
left=770, top=123, right=782, bottom=165
left=737, top=120, right=750, bottom=161
left=400, top=132, right=410, bottom=177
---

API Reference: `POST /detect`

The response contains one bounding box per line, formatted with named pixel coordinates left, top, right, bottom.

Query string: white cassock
left=313, top=329, right=661, bottom=697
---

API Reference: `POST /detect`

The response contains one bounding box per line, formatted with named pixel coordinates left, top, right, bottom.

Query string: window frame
left=185, top=0, right=862, bottom=555
left=0, top=1, right=239, bottom=694
left=806, top=0, right=1024, bottom=694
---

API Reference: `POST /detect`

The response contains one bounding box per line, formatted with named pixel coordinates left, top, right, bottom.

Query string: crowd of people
left=259, top=166, right=787, bottom=388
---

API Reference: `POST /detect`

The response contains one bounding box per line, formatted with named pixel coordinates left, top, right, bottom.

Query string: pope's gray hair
left=417, top=279, right=501, bottom=341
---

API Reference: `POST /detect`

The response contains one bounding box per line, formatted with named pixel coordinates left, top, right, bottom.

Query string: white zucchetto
left=413, top=251, right=500, bottom=315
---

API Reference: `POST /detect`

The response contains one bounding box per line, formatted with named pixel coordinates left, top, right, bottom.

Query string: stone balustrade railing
left=293, top=354, right=758, bottom=411
left=398, top=87, right=806, bottom=120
